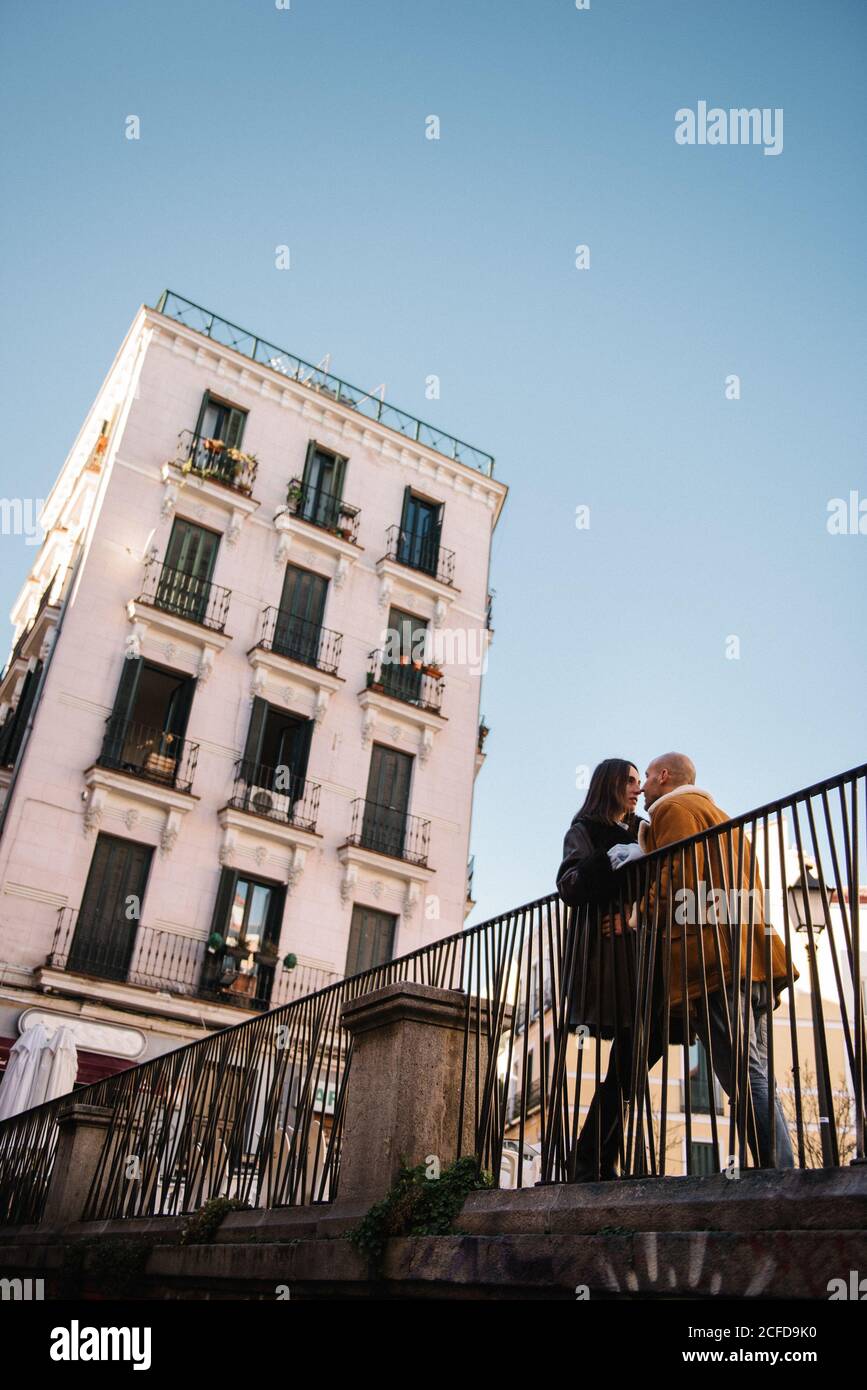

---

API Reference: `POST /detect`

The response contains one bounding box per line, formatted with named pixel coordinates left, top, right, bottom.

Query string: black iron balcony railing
left=1, top=763, right=863, bottom=1227
left=283, top=478, right=360, bottom=544
left=345, top=796, right=430, bottom=867
left=257, top=607, right=342, bottom=676
left=98, top=716, right=198, bottom=794
left=366, top=649, right=444, bottom=714
left=174, top=429, right=257, bottom=496
left=155, top=291, right=495, bottom=476
left=48, top=908, right=206, bottom=992
left=382, top=525, right=455, bottom=586
left=139, top=557, right=230, bottom=634
left=47, top=908, right=309, bottom=1015
left=228, top=758, right=321, bottom=833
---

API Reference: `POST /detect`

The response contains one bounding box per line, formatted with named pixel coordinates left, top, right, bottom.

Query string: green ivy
left=179, top=1196, right=251, bottom=1245
left=348, top=1155, right=493, bottom=1275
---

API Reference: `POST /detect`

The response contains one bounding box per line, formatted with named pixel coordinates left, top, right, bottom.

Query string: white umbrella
left=27, top=1025, right=78, bottom=1108
left=0, top=1023, right=49, bottom=1120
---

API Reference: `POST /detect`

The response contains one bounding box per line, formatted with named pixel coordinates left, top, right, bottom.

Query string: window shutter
left=110, top=658, right=143, bottom=727
left=301, top=440, right=320, bottom=489
left=164, top=675, right=196, bottom=742
left=331, top=453, right=346, bottom=501
left=193, top=391, right=211, bottom=439
left=291, top=718, right=314, bottom=785
left=209, top=868, right=238, bottom=941
left=225, top=407, right=246, bottom=450
left=242, top=697, right=269, bottom=777
left=399, top=485, right=413, bottom=532
left=264, top=884, right=286, bottom=949
left=432, top=500, right=444, bottom=548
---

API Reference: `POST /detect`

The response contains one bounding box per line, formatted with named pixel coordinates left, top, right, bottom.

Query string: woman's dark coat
left=557, top=812, right=692, bottom=1044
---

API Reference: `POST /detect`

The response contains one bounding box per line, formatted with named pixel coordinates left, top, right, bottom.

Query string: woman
left=556, top=758, right=652, bottom=1181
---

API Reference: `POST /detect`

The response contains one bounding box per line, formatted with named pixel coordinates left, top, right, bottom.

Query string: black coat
left=556, top=813, right=643, bottom=1038
left=556, top=812, right=691, bottom=1043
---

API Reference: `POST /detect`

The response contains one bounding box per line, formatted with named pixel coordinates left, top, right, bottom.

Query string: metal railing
left=0, top=763, right=863, bottom=1226
left=139, top=557, right=231, bottom=634
left=283, top=478, right=360, bottom=544
left=228, top=759, right=321, bottom=833
left=381, top=525, right=455, bottom=587
left=98, top=717, right=198, bottom=794
left=366, top=649, right=444, bottom=714
left=48, top=909, right=207, bottom=993
left=155, top=291, right=495, bottom=477
left=174, top=429, right=257, bottom=496
left=257, top=607, right=342, bottom=676
left=345, top=797, right=431, bottom=867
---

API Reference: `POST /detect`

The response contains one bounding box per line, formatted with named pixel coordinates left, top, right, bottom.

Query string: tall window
left=345, top=905, right=396, bottom=975
left=299, top=442, right=346, bottom=529
left=68, top=834, right=153, bottom=981
left=397, top=488, right=443, bottom=576
left=203, top=868, right=285, bottom=1008
left=195, top=391, right=247, bottom=450
left=156, top=519, right=220, bottom=626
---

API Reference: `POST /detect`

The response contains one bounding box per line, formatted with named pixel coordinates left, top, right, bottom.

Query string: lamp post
left=787, top=867, right=837, bottom=1167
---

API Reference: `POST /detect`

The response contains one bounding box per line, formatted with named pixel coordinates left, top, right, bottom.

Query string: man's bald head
left=642, top=753, right=696, bottom=809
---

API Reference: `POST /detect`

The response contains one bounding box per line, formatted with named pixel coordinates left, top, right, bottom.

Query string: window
left=689, top=1141, right=719, bottom=1176
left=238, top=697, right=314, bottom=819
left=274, top=564, right=328, bottom=667
left=156, top=519, right=220, bottom=626
left=361, top=744, right=413, bottom=857
left=299, top=442, right=346, bottom=529
left=195, top=391, right=247, bottom=450
left=101, top=659, right=195, bottom=787
left=683, top=1041, right=723, bottom=1114
left=67, top=834, right=153, bottom=981
left=381, top=605, right=428, bottom=704
left=202, top=868, right=286, bottom=1008
left=345, top=905, right=396, bottom=975
left=397, top=488, right=443, bottom=576
left=0, top=659, right=42, bottom=768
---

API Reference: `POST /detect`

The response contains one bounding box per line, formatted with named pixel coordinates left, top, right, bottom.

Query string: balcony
left=227, top=758, right=321, bottom=834
left=97, top=716, right=198, bottom=794
left=366, top=650, right=443, bottom=715
left=344, top=797, right=430, bottom=868
left=45, top=909, right=280, bottom=1016
left=381, top=525, right=455, bottom=587
left=137, top=557, right=231, bottom=634
left=174, top=429, right=258, bottom=497
left=284, top=477, right=360, bottom=544
left=257, top=607, right=342, bottom=677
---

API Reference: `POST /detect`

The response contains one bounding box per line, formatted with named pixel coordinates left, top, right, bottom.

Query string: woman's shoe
left=570, top=1157, right=619, bottom=1183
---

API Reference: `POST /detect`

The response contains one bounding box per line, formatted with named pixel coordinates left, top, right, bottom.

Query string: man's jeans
left=574, top=981, right=794, bottom=1174
left=695, top=982, right=794, bottom=1170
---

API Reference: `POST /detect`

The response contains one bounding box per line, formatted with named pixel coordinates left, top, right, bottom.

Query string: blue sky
left=0, top=0, right=864, bottom=924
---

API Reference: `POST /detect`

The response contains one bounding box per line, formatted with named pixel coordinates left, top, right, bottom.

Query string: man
left=638, top=753, right=796, bottom=1169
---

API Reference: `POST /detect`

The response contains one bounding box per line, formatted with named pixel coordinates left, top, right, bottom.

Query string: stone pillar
left=41, top=1103, right=114, bottom=1227
left=337, top=982, right=492, bottom=1204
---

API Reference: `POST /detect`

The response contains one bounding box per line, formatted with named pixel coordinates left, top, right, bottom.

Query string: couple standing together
left=557, top=753, right=797, bottom=1181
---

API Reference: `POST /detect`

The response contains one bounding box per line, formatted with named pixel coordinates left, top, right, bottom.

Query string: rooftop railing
left=1, top=763, right=863, bottom=1225
left=155, top=291, right=495, bottom=477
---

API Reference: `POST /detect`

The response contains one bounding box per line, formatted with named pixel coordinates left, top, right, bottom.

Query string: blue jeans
left=695, top=981, right=794, bottom=1169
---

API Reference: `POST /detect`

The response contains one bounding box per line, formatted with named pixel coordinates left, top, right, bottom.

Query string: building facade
left=0, top=291, right=506, bottom=1080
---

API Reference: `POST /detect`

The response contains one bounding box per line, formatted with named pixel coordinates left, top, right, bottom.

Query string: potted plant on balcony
left=286, top=480, right=304, bottom=513
left=423, top=662, right=443, bottom=680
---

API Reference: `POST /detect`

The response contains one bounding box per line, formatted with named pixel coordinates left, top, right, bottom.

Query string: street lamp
left=787, top=866, right=837, bottom=1167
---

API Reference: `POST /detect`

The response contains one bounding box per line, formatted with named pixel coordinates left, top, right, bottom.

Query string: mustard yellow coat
left=638, top=787, right=797, bottom=1015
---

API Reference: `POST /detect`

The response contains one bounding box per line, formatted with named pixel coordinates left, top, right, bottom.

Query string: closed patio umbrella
left=0, top=1023, right=49, bottom=1120
left=27, top=1025, right=78, bottom=1108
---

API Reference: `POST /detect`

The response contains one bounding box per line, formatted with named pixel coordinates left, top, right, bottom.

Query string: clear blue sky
left=0, top=0, right=864, bottom=925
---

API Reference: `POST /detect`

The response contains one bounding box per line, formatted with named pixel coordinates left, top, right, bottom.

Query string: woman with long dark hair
left=556, top=758, right=649, bottom=1181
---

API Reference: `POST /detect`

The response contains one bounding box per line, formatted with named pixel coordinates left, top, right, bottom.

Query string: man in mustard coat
left=639, top=752, right=795, bottom=1169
